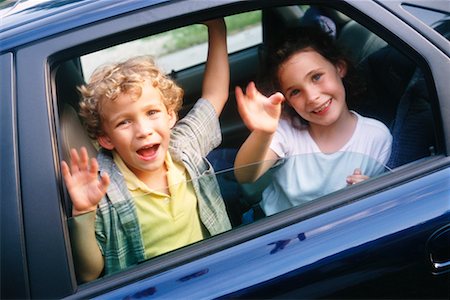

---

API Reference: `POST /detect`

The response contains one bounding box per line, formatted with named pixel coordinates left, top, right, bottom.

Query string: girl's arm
left=234, top=130, right=279, bottom=183
left=201, top=18, right=229, bottom=116
left=234, top=82, right=285, bottom=183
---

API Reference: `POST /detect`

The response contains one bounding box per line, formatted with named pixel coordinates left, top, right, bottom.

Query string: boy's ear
left=98, top=135, right=115, bottom=150
left=337, top=60, right=348, bottom=78
left=168, top=109, right=177, bottom=129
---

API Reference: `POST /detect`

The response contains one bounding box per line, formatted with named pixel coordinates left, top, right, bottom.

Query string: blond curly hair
left=79, top=56, right=183, bottom=139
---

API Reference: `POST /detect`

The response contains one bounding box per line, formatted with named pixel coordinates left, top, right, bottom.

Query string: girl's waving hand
left=235, top=81, right=285, bottom=134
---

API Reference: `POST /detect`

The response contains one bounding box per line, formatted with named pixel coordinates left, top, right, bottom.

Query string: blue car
left=1, top=0, right=449, bottom=299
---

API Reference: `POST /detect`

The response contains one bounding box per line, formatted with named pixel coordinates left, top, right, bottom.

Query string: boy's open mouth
left=313, top=99, right=332, bottom=114
left=137, top=144, right=159, bottom=158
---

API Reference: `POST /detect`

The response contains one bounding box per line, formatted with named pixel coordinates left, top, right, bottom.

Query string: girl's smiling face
left=278, top=49, right=348, bottom=127
left=97, top=80, right=176, bottom=183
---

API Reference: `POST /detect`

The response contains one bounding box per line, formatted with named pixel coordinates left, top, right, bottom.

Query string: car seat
left=56, top=60, right=97, bottom=163
left=387, top=67, right=435, bottom=168
left=386, top=18, right=450, bottom=168
left=60, top=104, right=98, bottom=163
left=336, top=20, right=387, bottom=68
left=56, top=60, right=98, bottom=215
left=335, top=19, right=437, bottom=168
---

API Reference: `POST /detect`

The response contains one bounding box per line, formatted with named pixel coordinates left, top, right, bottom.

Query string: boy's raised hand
left=202, top=18, right=225, bottom=28
left=235, top=81, right=285, bottom=134
left=61, top=147, right=110, bottom=216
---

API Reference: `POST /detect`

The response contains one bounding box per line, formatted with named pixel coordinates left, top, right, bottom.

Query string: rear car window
left=80, top=11, right=262, bottom=79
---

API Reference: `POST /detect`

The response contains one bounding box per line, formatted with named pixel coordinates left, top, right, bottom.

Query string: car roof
left=0, top=0, right=167, bottom=52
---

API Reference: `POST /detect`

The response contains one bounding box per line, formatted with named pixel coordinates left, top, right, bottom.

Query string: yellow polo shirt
left=113, top=151, right=204, bottom=259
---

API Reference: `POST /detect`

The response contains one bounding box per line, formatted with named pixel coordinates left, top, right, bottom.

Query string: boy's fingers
left=100, top=172, right=110, bottom=191
left=61, top=161, right=71, bottom=181
left=89, top=157, right=99, bottom=176
left=79, top=147, right=89, bottom=171
left=70, top=148, right=80, bottom=173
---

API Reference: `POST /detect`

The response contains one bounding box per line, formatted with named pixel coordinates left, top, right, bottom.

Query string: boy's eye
left=147, top=110, right=159, bottom=117
left=116, top=119, right=130, bottom=127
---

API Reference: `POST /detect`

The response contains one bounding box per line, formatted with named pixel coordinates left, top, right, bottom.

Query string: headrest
left=337, top=20, right=387, bottom=66
left=60, top=104, right=98, bottom=163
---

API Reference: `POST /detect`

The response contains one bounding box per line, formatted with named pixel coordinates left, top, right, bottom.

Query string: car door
left=80, top=1, right=449, bottom=298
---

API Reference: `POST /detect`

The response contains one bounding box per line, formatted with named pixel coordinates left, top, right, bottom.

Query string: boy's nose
left=136, top=120, right=154, bottom=138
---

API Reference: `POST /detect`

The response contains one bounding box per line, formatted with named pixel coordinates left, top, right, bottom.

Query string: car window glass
left=65, top=150, right=390, bottom=281
left=80, top=11, right=262, bottom=80
left=219, top=151, right=391, bottom=221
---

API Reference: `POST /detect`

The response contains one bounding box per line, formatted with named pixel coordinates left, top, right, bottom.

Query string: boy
left=62, top=19, right=231, bottom=282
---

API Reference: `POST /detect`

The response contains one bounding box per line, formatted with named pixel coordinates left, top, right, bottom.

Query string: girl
left=234, top=28, right=392, bottom=216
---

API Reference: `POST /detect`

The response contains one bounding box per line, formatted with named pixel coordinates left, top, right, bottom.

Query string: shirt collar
left=112, top=150, right=184, bottom=194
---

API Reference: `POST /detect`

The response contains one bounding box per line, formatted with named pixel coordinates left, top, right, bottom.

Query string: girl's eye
left=312, top=73, right=322, bottom=82
left=290, top=89, right=300, bottom=98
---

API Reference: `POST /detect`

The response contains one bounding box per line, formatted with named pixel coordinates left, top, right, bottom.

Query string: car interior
left=55, top=4, right=440, bottom=230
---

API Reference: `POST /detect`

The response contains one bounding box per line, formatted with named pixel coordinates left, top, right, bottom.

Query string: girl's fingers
left=235, top=86, right=244, bottom=102
left=246, top=81, right=257, bottom=99
left=353, top=168, right=362, bottom=175
left=269, top=92, right=285, bottom=106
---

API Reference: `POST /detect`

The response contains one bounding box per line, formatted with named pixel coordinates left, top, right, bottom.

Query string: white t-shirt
left=261, top=112, right=392, bottom=216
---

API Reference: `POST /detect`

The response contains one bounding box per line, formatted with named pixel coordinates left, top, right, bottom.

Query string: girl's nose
left=304, top=87, right=320, bottom=104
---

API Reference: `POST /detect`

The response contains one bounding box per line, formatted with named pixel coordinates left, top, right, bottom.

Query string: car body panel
left=1, top=0, right=449, bottom=299
left=0, top=0, right=169, bottom=52
left=0, top=52, right=30, bottom=300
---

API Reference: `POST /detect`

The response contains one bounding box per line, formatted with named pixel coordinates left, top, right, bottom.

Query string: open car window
left=80, top=11, right=262, bottom=80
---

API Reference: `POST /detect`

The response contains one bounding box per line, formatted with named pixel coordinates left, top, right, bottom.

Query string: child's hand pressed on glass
left=61, top=147, right=110, bottom=216
left=346, top=168, right=369, bottom=185
left=235, top=81, right=285, bottom=134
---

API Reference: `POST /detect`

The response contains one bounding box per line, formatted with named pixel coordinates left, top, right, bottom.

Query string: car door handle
left=431, top=259, right=450, bottom=271
left=427, top=225, right=450, bottom=274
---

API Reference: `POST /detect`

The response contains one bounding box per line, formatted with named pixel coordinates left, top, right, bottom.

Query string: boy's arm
left=234, top=82, right=285, bottom=183
left=61, top=147, right=108, bottom=282
left=69, top=212, right=104, bottom=282
left=201, top=18, right=229, bottom=116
